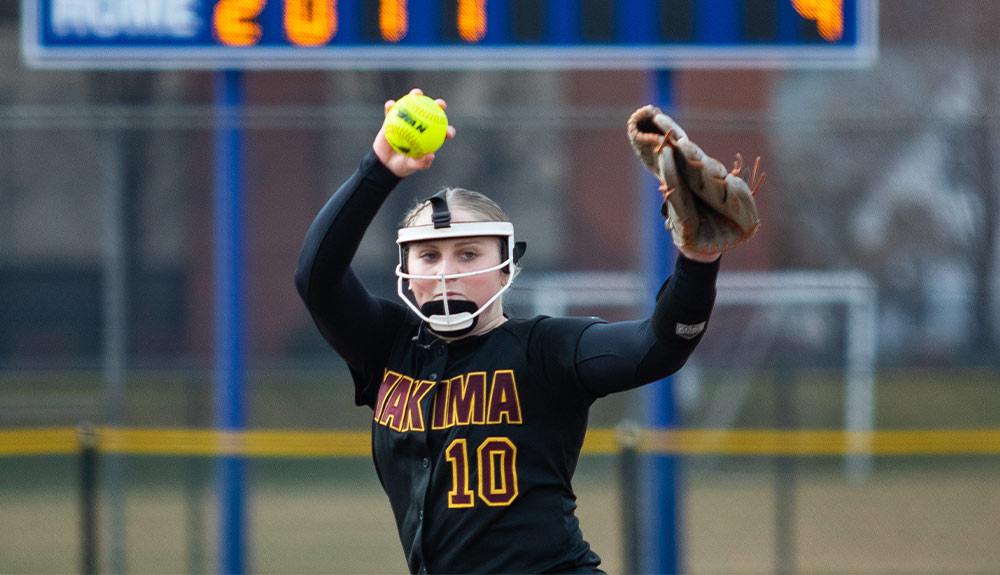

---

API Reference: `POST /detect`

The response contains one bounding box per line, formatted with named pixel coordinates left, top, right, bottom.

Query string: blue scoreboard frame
left=23, top=0, right=877, bottom=69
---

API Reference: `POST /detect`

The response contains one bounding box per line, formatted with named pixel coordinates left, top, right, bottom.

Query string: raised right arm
left=296, top=89, right=453, bottom=372
left=294, top=150, right=402, bottom=370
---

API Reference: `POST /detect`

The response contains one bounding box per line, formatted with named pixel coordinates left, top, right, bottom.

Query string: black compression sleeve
left=574, top=255, right=720, bottom=397
left=294, top=150, right=402, bottom=370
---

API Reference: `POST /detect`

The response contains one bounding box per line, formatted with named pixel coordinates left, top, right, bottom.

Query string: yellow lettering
left=374, top=371, right=402, bottom=422
left=402, top=380, right=436, bottom=432
left=425, top=369, right=521, bottom=430
left=431, top=375, right=450, bottom=430
left=477, top=437, right=517, bottom=506
left=379, top=375, right=412, bottom=431
left=448, top=373, right=487, bottom=426
left=486, top=370, right=522, bottom=424
left=445, top=438, right=475, bottom=508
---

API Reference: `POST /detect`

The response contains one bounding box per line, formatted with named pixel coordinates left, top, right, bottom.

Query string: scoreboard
left=22, top=0, right=877, bottom=68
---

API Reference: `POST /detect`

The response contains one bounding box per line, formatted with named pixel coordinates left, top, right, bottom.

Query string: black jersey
left=362, top=312, right=604, bottom=573
left=296, top=151, right=719, bottom=574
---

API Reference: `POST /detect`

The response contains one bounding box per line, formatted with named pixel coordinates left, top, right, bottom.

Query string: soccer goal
left=509, top=268, right=879, bottom=480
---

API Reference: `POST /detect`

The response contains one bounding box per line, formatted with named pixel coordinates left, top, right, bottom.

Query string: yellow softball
left=384, top=94, right=449, bottom=158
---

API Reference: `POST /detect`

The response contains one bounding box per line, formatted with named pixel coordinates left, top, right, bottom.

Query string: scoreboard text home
left=23, top=0, right=876, bottom=68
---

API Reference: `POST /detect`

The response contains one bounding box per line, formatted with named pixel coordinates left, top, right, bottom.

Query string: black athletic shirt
left=295, top=150, right=719, bottom=574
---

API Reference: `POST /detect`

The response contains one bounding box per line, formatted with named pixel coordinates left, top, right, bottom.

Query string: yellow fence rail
left=3, top=427, right=1000, bottom=457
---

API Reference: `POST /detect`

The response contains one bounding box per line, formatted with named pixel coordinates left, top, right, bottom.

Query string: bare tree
left=771, top=1, right=1000, bottom=364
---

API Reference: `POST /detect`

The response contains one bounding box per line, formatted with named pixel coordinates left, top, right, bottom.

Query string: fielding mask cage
left=395, top=191, right=525, bottom=335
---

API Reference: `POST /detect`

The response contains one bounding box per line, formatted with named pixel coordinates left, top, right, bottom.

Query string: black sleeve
left=294, top=150, right=406, bottom=375
left=574, top=255, right=720, bottom=397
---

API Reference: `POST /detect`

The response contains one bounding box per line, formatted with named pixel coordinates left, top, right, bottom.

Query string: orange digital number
left=213, top=0, right=265, bottom=46
left=285, top=0, right=337, bottom=46
left=791, top=0, right=844, bottom=42
left=380, top=0, right=407, bottom=42
left=457, top=0, right=485, bottom=43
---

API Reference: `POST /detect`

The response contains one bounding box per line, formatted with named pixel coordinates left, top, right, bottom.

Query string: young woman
left=295, top=89, right=722, bottom=574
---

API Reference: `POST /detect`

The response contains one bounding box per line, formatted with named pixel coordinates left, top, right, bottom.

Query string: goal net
left=508, top=269, right=878, bottom=480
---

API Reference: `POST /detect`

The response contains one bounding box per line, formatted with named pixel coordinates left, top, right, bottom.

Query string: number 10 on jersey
left=445, top=437, right=518, bottom=508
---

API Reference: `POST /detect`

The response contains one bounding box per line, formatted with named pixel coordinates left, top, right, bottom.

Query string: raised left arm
left=574, top=255, right=719, bottom=397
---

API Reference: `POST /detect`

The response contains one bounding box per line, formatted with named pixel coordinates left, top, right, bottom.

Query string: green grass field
left=3, top=455, right=1000, bottom=574
left=2, top=367, right=1000, bottom=573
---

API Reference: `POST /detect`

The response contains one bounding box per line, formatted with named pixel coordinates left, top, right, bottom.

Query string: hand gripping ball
left=384, top=94, right=449, bottom=158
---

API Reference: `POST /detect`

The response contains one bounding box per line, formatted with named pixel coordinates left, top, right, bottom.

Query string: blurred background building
left=2, top=1, right=997, bottom=373
left=2, top=1, right=1000, bottom=573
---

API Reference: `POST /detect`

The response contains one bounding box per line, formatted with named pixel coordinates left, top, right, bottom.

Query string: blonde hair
left=400, top=187, right=509, bottom=228
left=400, top=187, right=520, bottom=279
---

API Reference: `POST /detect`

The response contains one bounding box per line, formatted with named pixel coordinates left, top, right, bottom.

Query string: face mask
left=418, top=299, right=480, bottom=337
left=394, top=191, right=525, bottom=335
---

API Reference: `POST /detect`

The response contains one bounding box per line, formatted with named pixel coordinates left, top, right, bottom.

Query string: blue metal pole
left=642, top=68, right=680, bottom=575
left=214, top=69, right=248, bottom=575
